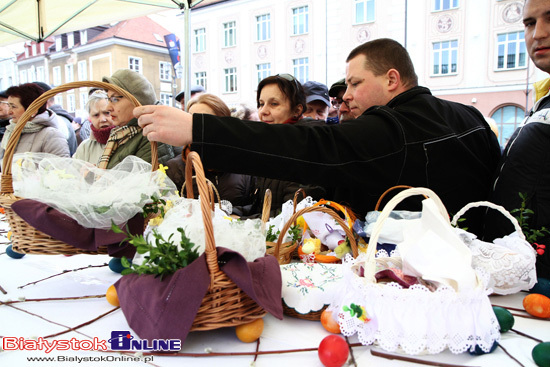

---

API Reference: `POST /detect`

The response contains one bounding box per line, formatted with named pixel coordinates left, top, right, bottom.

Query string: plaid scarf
left=97, top=125, right=141, bottom=169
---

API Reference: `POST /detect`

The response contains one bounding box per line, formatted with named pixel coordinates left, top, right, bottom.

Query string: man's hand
left=134, top=105, right=193, bottom=146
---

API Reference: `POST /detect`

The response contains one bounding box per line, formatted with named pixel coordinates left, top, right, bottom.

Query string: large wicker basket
left=183, top=151, right=267, bottom=330
left=277, top=204, right=359, bottom=320
left=0, top=81, right=158, bottom=255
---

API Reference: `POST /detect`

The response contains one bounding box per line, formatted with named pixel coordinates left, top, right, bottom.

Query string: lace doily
left=332, top=253, right=500, bottom=355
left=280, top=262, right=343, bottom=314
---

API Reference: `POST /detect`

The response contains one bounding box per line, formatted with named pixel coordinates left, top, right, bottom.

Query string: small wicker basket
left=278, top=204, right=359, bottom=320
left=183, top=151, right=267, bottom=330
left=264, top=188, right=305, bottom=264
left=0, top=81, right=158, bottom=255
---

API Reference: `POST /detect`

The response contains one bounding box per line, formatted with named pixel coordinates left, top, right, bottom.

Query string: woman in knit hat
left=98, top=69, right=174, bottom=169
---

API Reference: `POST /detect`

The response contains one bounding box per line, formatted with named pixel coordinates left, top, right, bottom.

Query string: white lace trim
left=332, top=253, right=500, bottom=355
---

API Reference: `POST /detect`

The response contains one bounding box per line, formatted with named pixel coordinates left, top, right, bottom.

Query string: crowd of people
left=0, top=0, right=547, bottom=279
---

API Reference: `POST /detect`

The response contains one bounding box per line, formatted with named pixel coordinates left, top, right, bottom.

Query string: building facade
left=15, top=16, right=174, bottom=119
left=181, top=0, right=544, bottom=147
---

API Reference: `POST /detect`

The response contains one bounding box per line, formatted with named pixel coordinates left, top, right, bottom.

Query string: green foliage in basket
left=510, top=192, right=550, bottom=244
left=266, top=224, right=302, bottom=243
left=142, top=194, right=166, bottom=218
left=111, top=222, right=199, bottom=281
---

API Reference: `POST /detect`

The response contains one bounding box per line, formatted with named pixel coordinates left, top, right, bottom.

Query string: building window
left=54, top=95, right=63, bottom=106
left=77, top=61, right=87, bottom=81
left=292, top=6, right=309, bottom=35
left=194, top=28, right=206, bottom=52
left=256, top=63, right=271, bottom=84
left=129, top=57, right=142, bottom=73
left=160, top=62, right=172, bottom=82
left=65, top=64, right=74, bottom=83
left=491, top=105, right=525, bottom=147
left=55, top=37, right=62, bottom=52
left=67, top=93, right=76, bottom=112
left=433, top=0, right=459, bottom=11
left=432, top=40, right=458, bottom=75
left=497, top=31, right=526, bottom=70
left=36, top=66, right=45, bottom=82
left=256, top=14, right=271, bottom=41
left=194, top=71, right=207, bottom=90
left=224, top=67, right=237, bottom=93
left=19, top=70, right=27, bottom=84
left=223, top=21, right=236, bottom=47
left=354, top=0, right=375, bottom=24
left=293, top=57, right=309, bottom=84
left=159, top=92, right=171, bottom=106
left=80, top=91, right=87, bottom=110
left=28, top=66, right=36, bottom=82
left=53, top=66, right=61, bottom=85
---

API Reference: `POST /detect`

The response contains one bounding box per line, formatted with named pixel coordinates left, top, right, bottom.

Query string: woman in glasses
left=98, top=69, right=174, bottom=169
left=246, top=74, right=326, bottom=217
left=73, top=90, right=115, bottom=164
left=0, top=83, right=70, bottom=162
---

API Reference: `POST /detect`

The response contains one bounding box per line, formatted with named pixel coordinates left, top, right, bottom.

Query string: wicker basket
left=264, top=188, right=305, bottom=264
left=0, top=81, right=158, bottom=255
left=278, top=204, right=359, bottom=320
left=183, top=151, right=267, bottom=330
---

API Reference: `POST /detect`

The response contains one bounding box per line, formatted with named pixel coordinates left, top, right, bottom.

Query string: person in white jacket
left=73, top=90, right=114, bottom=164
left=0, top=83, right=69, bottom=163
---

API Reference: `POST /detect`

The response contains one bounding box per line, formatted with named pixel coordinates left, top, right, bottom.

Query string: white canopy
left=0, top=0, right=187, bottom=46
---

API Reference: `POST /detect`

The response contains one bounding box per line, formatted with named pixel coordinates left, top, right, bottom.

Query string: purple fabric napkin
left=11, top=198, right=141, bottom=257
left=114, top=247, right=283, bottom=344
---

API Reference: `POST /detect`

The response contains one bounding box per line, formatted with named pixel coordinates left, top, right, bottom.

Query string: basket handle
left=313, top=199, right=355, bottom=229
left=451, top=201, right=525, bottom=240
left=184, top=151, right=219, bottom=277
left=374, top=185, right=427, bottom=211
left=181, top=175, right=221, bottom=211
left=274, top=205, right=359, bottom=259
left=260, top=189, right=272, bottom=230
left=365, top=187, right=449, bottom=282
left=0, top=81, right=158, bottom=196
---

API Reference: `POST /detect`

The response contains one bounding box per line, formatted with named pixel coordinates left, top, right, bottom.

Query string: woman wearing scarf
left=73, top=90, right=115, bottom=163
left=98, top=69, right=174, bottom=169
left=0, top=83, right=69, bottom=163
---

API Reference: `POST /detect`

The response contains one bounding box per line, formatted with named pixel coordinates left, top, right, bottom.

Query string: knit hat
left=102, top=69, right=157, bottom=106
left=303, top=81, right=330, bottom=107
left=32, top=81, right=52, bottom=92
left=328, top=78, right=346, bottom=97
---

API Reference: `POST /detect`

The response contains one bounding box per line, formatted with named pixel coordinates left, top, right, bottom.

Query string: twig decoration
left=18, top=263, right=108, bottom=289
left=498, top=343, right=526, bottom=367
left=345, top=335, right=358, bottom=367
left=370, top=349, right=479, bottom=367
left=43, top=307, right=120, bottom=339
left=511, top=328, right=544, bottom=343
left=1, top=294, right=105, bottom=305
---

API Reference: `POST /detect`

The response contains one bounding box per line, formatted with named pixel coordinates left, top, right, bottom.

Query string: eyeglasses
left=0, top=101, right=9, bottom=106
left=107, top=95, right=124, bottom=104
left=331, top=98, right=344, bottom=109
left=276, top=73, right=300, bottom=90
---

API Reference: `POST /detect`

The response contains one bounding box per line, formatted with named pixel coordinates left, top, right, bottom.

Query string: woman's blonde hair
left=187, top=93, right=231, bottom=117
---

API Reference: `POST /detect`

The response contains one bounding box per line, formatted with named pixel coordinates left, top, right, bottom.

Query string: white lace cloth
left=333, top=253, right=500, bottom=355
left=11, top=153, right=177, bottom=229
left=143, top=197, right=266, bottom=262
left=455, top=229, right=537, bottom=295
left=280, top=262, right=343, bottom=314
left=265, top=196, right=316, bottom=241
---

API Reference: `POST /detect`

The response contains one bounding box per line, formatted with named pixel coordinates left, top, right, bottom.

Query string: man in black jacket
left=135, top=38, right=501, bottom=232
left=484, top=0, right=550, bottom=279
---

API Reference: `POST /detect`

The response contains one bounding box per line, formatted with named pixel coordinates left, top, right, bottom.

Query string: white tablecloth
left=0, top=235, right=548, bottom=367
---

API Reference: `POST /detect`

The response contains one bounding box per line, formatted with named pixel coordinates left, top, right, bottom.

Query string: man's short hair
left=346, top=38, right=418, bottom=88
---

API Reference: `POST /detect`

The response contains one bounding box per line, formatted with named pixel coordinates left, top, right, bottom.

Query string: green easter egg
left=492, top=306, right=514, bottom=332
left=531, top=278, right=550, bottom=299
left=532, top=342, right=550, bottom=367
